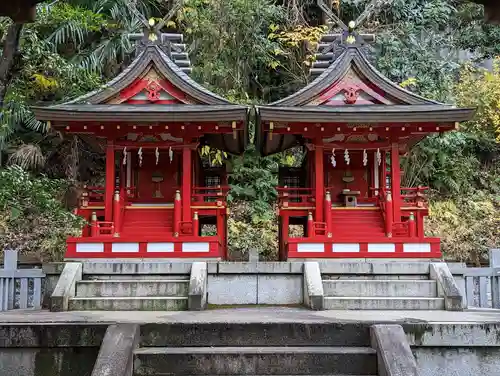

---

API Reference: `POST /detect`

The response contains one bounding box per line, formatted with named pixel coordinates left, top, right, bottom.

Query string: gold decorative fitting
left=46, top=121, right=51, bottom=130
left=66, top=126, right=70, bottom=130
left=175, top=190, right=181, bottom=200
left=198, top=126, right=202, bottom=130
left=193, top=212, right=199, bottom=220
left=100, top=125, right=104, bottom=130
left=346, top=35, right=356, bottom=44
left=117, top=125, right=121, bottom=129
left=287, top=127, right=291, bottom=132
left=149, top=33, right=158, bottom=42
left=83, top=125, right=87, bottom=130
left=385, top=127, right=389, bottom=131
left=165, top=125, right=169, bottom=129
left=436, top=127, right=440, bottom=131
left=232, top=121, right=237, bottom=140
left=114, top=191, right=120, bottom=201
left=181, top=125, right=185, bottom=130
left=328, top=232, right=333, bottom=238
left=148, top=18, right=155, bottom=26
left=149, top=126, right=153, bottom=130
left=337, top=127, right=341, bottom=131
left=113, top=233, right=120, bottom=238
left=325, top=191, right=331, bottom=201
left=217, top=200, right=222, bottom=207
left=455, top=122, right=459, bottom=130
left=369, top=127, right=373, bottom=131
left=418, top=127, right=422, bottom=131
left=304, top=127, right=308, bottom=131
left=283, top=201, right=289, bottom=208
left=402, top=127, right=405, bottom=131
left=353, top=127, right=357, bottom=132
left=308, top=212, right=313, bottom=220
left=215, top=125, right=219, bottom=130
left=387, top=232, right=392, bottom=238
left=91, top=212, right=97, bottom=221
left=174, top=232, right=179, bottom=237
left=321, top=127, right=324, bottom=132
left=133, top=125, right=137, bottom=129
left=409, top=212, right=415, bottom=221
left=269, top=122, right=274, bottom=141
left=386, top=192, right=392, bottom=202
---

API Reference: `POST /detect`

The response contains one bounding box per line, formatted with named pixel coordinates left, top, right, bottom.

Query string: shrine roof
left=257, top=104, right=474, bottom=123
left=271, top=46, right=442, bottom=107
left=255, top=45, right=475, bottom=156
left=32, top=43, right=249, bottom=154
left=34, top=104, right=248, bottom=122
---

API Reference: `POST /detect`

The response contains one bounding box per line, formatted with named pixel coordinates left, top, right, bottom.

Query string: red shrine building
left=34, top=31, right=248, bottom=259
left=256, top=41, right=475, bottom=260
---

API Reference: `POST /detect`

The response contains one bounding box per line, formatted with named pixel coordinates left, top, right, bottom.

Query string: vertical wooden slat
left=490, top=249, right=500, bottom=309
left=479, top=277, right=488, bottom=308
left=0, top=278, right=4, bottom=312
left=33, top=277, right=42, bottom=309
left=19, top=278, right=28, bottom=309
left=466, top=276, right=475, bottom=308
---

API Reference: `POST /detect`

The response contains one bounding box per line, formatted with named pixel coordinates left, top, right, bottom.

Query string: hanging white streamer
left=155, top=147, right=159, bottom=165
left=363, top=149, right=368, bottom=166
left=344, top=149, right=350, bottom=165
left=122, top=147, right=127, bottom=165
left=169, top=147, right=173, bottom=163
left=376, top=148, right=381, bottom=166
left=330, top=148, right=336, bottom=167
left=138, top=147, right=143, bottom=167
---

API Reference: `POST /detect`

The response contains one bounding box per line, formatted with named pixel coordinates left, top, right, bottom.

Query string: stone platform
left=1, top=307, right=500, bottom=376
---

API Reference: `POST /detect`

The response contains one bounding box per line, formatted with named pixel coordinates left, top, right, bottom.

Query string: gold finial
left=308, top=212, right=313, bottom=220
left=409, top=212, right=415, bottom=221
left=91, top=212, right=97, bottom=221
left=193, top=212, right=199, bottom=220
left=386, top=191, right=392, bottom=202
left=114, top=190, right=120, bottom=201
left=325, top=191, right=331, bottom=201
left=175, top=190, right=181, bottom=200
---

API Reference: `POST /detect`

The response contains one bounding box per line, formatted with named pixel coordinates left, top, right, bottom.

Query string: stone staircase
left=322, top=262, right=445, bottom=310
left=64, top=263, right=194, bottom=311
left=132, top=321, right=387, bottom=376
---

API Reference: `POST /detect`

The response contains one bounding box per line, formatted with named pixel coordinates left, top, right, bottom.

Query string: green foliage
left=0, top=166, right=85, bottom=261
left=427, top=193, right=499, bottom=265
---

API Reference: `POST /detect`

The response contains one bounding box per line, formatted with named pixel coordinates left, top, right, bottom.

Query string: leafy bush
left=0, top=166, right=85, bottom=261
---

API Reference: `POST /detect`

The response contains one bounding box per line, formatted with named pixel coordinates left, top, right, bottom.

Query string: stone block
left=430, top=263, right=464, bottom=311
left=303, top=262, right=324, bottom=310
left=371, top=324, right=419, bottom=376
left=207, top=275, right=257, bottom=305
left=188, top=262, right=207, bottom=311
left=216, top=262, right=302, bottom=274
left=68, top=297, right=187, bottom=311
left=257, top=275, right=303, bottom=304
left=50, top=263, right=82, bottom=312
left=91, top=324, right=139, bottom=376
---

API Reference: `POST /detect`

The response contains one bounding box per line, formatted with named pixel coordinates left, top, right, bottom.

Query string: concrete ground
left=0, top=307, right=499, bottom=324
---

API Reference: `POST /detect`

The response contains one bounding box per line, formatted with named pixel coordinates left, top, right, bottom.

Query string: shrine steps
left=133, top=321, right=384, bottom=376
left=330, top=209, right=386, bottom=237
left=321, top=262, right=446, bottom=310
left=121, top=208, right=175, bottom=236
left=69, top=275, right=190, bottom=311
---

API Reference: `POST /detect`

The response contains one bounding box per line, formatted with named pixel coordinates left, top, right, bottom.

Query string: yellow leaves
left=32, top=74, right=59, bottom=92
left=166, top=20, right=177, bottom=28
left=199, top=146, right=226, bottom=166
left=268, top=60, right=280, bottom=70
left=400, top=77, right=417, bottom=88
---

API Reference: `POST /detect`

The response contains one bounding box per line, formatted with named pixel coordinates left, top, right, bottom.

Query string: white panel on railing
left=332, top=244, right=360, bottom=253
left=368, top=244, right=395, bottom=253
left=76, top=243, right=104, bottom=253
left=111, top=243, right=139, bottom=253
left=147, top=243, right=174, bottom=253
left=182, top=242, right=210, bottom=253
left=403, top=243, right=431, bottom=253
left=297, top=243, right=324, bottom=253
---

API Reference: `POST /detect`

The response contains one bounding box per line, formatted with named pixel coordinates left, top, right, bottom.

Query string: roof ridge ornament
left=126, top=0, right=184, bottom=56
left=317, top=0, right=391, bottom=55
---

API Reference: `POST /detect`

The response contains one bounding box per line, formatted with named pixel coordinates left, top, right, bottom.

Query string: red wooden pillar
left=105, top=140, right=115, bottom=221
left=390, top=143, right=401, bottom=223
left=314, top=144, right=324, bottom=223
left=281, top=213, right=289, bottom=258
left=182, top=146, right=192, bottom=222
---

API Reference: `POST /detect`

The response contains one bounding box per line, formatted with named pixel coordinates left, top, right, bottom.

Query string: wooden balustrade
left=192, top=185, right=229, bottom=204
left=277, top=187, right=314, bottom=207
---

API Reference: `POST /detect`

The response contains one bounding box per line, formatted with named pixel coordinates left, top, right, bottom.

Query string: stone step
left=85, top=275, right=190, bottom=281
left=76, top=279, right=189, bottom=298
left=324, top=297, right=445, bottom=310
left=69, top=296, right=188, bottom=311
left=140, top=322, right=374, bottom=347
left=133, top=346, right=377, bottom=375
left=323, top=279, right=437, bottom=297
left=323, top=275, right=430, bottom=280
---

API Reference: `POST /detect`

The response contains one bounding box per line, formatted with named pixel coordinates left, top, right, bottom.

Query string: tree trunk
left=0, top=22, right=23, bottom=111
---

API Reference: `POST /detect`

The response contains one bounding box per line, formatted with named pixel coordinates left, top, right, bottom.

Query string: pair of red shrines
left=32, top=32, right=475, bottom=261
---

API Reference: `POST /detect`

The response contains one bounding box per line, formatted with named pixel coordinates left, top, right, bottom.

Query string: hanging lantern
left=344, top=149, right=350, bottom=165
left=363, top=149, right=368, bottom=167
left=376, top=148, right=381, bottom=166
left=330, top=148, right=336, bottom=168
left=169, top=147, right=173, bottom=163
left=122, top=147, right=127, bottom=165
left=155, top=147, right=159, bottom=165
left=138, top=147, right=143, bottom=167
